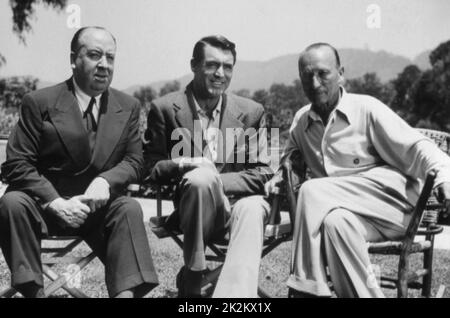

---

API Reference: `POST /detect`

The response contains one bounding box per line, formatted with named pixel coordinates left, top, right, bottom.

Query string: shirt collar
left=193, top=95, right=222, bottom=120
left=72, top=78, right=102, bottom=111
left=306, top=86, right=350, bottom=130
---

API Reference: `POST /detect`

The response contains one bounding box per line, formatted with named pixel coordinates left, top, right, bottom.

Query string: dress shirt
left=73, top=79, right=101, bottom=123
left=193, top=95, right=222, bottom=162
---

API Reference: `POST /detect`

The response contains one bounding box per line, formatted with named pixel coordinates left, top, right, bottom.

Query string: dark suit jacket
left=144, top=83, right=273, bottom=197
left=1, top=79, right=143, bottom=205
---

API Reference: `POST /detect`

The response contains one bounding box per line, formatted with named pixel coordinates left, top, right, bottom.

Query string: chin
left=207, top=88, right=225, bottom=97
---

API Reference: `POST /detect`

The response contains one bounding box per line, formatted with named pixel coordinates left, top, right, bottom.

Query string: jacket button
left=354, top=158, right=360, bottom=165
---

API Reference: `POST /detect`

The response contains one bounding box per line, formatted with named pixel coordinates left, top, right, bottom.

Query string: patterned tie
left=83, top=97, right=97, bottom=132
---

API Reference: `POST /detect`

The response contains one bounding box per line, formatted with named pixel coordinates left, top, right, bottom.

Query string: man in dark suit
left=144, top=35, right=273, bottom=297
left=0, top=26, right=158, bottom=298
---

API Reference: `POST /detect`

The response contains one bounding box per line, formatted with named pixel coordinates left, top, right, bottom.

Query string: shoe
left=176, top=266, right=221, bottom=298
left=16, top=282, right=45, bottom=298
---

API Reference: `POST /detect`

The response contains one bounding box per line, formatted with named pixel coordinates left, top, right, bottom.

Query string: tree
left=133, top=86, right=158, bottom=141
left=390, top=65, right=422, bottom=112
left=405, top=40, right=450, bottom=131
left=345, top=72, right=394, bottom=105
left=9, top=0, right=67, bottom=43
left=133, top=85, right=158, bottom=108
left=1, top=0, right=67, bottom=69
left=159, top=80, right=180, bottom=97
left=252, top=89, right=269, bottom=106
left=0, top=76, right=38, bottom=110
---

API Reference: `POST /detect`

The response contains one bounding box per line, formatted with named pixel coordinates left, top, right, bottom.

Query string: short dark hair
left=300, top=42, right=341, bottom=68
left=192, top=35, right=237, bottom=65
left=70, top=26, right=116, bottom=54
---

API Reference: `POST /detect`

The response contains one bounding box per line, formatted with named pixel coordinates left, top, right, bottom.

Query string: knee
left=0, top=191, right=31, bottom=222
left=231, top=196, right=268, bottom=224
left=298, top=178, right=325, bottom=200
left=111, top=196, right=143, bottom=221
left=182, top=167, right=220, bottom=191
left=323, top=209, right=353, bottom=238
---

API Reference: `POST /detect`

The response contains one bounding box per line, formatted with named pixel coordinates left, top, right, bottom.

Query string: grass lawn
left=1, top=223, right=449, bottom=298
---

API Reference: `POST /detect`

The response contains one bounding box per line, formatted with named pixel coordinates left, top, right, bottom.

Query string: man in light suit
left=0, top=27, right=158, bottom=298
left=144, top=35, right=273, bottom=297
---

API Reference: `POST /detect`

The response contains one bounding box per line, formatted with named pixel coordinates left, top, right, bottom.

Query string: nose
left=214, top=64, right=225, bottom=77
left=98, top=55, right=109, bottom=68
left=312, top=75, right=321, bottom=89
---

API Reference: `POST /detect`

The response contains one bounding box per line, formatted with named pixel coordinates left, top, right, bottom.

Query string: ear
left=190, top=59, right=197, bottom=73
left=337, top=66, right=345, bottom=84
left=70, top=52, right=76, bottom=69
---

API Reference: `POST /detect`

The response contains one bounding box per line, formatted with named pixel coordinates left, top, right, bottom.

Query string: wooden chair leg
left=397, top=253, right=410, bottom=298
left=422, top=236, right=435, bottom=297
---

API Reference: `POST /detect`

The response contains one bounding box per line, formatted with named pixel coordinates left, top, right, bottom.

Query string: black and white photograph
left=0, top=0, right=449, bottom=301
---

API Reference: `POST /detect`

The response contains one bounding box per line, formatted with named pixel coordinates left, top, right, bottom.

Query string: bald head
left=299, top=43, right=341, bottom=70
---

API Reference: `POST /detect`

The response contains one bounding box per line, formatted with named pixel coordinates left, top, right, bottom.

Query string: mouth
left=210, top=80, right=225, bottom=88
left=94, top=74, right=109, bottom=82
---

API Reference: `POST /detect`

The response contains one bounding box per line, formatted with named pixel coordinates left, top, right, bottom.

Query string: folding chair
left=283, top=128, right=449, bottom=298
left=0, top=236, right=96, bottom=298
left=128, top=173, right=295, bottom=298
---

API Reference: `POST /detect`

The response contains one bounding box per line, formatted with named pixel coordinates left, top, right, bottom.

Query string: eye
left=319, top=70, right=330, bottom=78
left=87, top=51, right=102, bottom=61
left=106, top=54, right=115, bottom=63
left=205, top=61, right=219, bottom=69
left=223, top=64, right=233, bottom=72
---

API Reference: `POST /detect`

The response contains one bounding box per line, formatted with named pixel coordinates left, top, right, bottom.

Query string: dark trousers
left=0, top=191, right=159, bottom=297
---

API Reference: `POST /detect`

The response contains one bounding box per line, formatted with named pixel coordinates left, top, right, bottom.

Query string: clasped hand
left=47, top=177, right=110, bottom=228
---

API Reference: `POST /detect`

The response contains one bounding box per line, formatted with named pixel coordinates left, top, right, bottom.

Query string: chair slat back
left=416, top=128, right=450, bottom=155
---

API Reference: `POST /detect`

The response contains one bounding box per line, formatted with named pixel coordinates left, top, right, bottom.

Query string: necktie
left=83, top=97, right=97, bottom=132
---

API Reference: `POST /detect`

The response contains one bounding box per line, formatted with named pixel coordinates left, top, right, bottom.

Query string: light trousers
left=177, top=167, right=269, bottom=298
left=287, top=176, right=412, bottom=298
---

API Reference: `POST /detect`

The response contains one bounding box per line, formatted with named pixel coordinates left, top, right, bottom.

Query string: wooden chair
left=366, top=128, right=449, bottom=297
left=128, top=171, right=296, bottom=298
left=0, top=236, right=96, bottom=298
left=282, top=128, right=449, bottom=298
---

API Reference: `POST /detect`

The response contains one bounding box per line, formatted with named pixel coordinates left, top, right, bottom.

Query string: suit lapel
left=218, top=95, right=244, bottom=171
left=90, top=90, right=130, bottom=170
left=174, top=85, right=203, bottom=157
left=49, top=80, right=91, bottom=170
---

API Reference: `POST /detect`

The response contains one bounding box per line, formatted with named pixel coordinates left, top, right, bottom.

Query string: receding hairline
left=298, top=43, right=341, bottom=69
left=71, top=26, right=116, bottom=54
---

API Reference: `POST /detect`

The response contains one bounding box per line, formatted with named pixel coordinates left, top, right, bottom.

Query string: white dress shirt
left=73, top=79, right=101, bottom=123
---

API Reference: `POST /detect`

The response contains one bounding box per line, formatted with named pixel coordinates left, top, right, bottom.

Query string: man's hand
left=83, top=177, right=111, bottom=212
left=435, top=182, right=450, bottom=215
left=47, top=197, right=91, bottom=228
left=177, top=157, right=217, bottom=174
left=264, top=173, right=283, bottom=197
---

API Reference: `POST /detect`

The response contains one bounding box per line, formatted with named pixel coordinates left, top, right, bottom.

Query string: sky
left=0, top=0, right=449, bottom=89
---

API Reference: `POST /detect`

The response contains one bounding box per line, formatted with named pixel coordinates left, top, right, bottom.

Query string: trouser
left=0, top=191, right=159, bottom=297
left=287, top=176, right=412, bottom=298
left=176, top=167, right=269, bottom=298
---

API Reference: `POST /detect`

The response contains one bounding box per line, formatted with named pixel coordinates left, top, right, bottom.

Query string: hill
left=125, top=48, right=430, bottom=95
